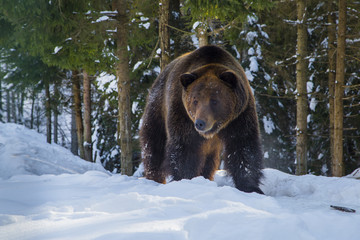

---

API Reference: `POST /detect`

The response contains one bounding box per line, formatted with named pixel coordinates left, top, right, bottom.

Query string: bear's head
left=181, top=64, right=248, bottom=139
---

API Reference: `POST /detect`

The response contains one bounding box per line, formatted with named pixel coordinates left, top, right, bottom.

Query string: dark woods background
left=0, top=0, right=359, bottom=176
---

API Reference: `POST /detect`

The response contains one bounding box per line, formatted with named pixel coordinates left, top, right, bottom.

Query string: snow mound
left=1, top=122, right=360, bottom=240
left=0, top=123, right=106, bottom=179
left=1, top=171, right=360, bottom=240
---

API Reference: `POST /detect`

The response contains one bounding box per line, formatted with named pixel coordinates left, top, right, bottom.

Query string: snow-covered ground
left=0, top=122, right=360, bottom=240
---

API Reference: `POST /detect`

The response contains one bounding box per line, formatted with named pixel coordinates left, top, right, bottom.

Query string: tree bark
left=159, top=0, right=171, bottom=71
left=53, top=81, right=60, bottom=144
left=71, top=106, right=79, bottom=155
left=197, top=23, right=208, bottom=47
left=35, top=104, right=41, bottom=132
left=11, top=91, right=17, bottom=123
left=18, top=92, right=24, bottom=124
left=83, top=70, right=93, bottom=162
left=30, top=89, right=35, bottom=129
left=295, top=0, right=308, bottom=175
left=6, top=90, right=10, bottom=122
left=45, top=82, right=52, bottom=144
left=327, top=1, right=336, bottom=175
left=0, top=79, right=2, bottom=122
left=72, top=70, right=85, bottom=159
left=113, top=0, right=133, bottom=176
left=170, top=0, right=181, bottom=58
left=333, top=0, right=347, bottom=177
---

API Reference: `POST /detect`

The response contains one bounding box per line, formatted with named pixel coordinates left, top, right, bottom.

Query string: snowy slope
left=0, top=122, right=106, bottom=179
left=0, top=123, right=360, bottom=240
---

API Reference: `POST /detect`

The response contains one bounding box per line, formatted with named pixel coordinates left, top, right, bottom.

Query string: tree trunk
left=18, top=92, right=24, bottom=124
left=45, top=82, right=52, bottom=144
left=11, top=91, right=17, bottom=123
left=30, top=89, right=36, bottom=129
left=53, top=111, right=58, bottom=143
left=327, top=1, right=336, bottom=175
left=6, top=90, right=10, bottom=122
left=295, top=0, right=308, bottom=175
left=53, top=81, right=59, bottom=144
left=333, top=0, right=347, bottom=177
left=71, top=106, right=79, bottom=155
left=170, top=0, right=181, bottom=58
left=113, top=0, right=133, bottom=176
left=83, top=70, right=93, bottom=162
left=159, top=0, right=171, bottom=71
left=0, top=79, right=2, bottom=122
left=72, top=70, right=85, bottom=159
left=35, top=104, right=41, bottom=132
left=197, top=23, right=208, bottom=47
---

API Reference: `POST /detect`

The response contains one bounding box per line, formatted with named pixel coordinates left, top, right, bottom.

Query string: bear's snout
left=195, top=119, right=206, bottom=131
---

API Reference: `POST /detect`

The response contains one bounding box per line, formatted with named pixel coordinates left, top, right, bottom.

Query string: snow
left=93, top=16, right=109, bottom=23
left=231, top=45, right=240, bottom=59
left=1, top=122, right=360, bottom=240
left=132, top=101, right=139, bottom=114
left=140, top=16, right=149, bottom=22
left=53, top=46, right=62, bottom=54
left=0, top=123, right=106, bottom=179
left=246, top=31, right=258, bottom=44
left=96, top=72, right=117, bottom=94
left=245, top=69, right=254, bottom=82
left=133, top=61, right=143, bottom=72
left=192, top=21, right=200, bottom=30
left=248, top=47, right=255, bottom=56
left=262, top=115, right=275, bottom=134
left=249, top=56, right=259, bottom=72
left=310, top=97, right=317, bottom=111
left=139, top=22, right=150, bottom=29
left=307, top=81, right=314, bottom=93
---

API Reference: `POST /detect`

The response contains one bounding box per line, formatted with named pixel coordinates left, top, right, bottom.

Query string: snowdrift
left=0, top=122, right=360, bottom=240
left=0, top=123, right=106, bottom=179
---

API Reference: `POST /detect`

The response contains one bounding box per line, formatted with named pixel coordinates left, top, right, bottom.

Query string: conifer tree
left=333, top=0, right=347, bottom=177
left=159, top=0, right=171, bottom=70
left=112, top=0, right=133, bottom=176
left=71, top=70, right=85, bottom=159
left=327, top=0, right=336, bottom=173
left=83, top=70, right=92, bottom=162
left=295, top=0, right=308, bottom=175
left=183, top=0, right=272, bottom=46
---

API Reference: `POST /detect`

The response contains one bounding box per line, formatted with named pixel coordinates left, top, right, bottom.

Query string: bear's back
left=174, top=45, right=242, bottom=73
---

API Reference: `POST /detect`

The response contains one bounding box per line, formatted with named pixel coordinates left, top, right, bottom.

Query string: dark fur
left=140, top=45, right=264, bottom=194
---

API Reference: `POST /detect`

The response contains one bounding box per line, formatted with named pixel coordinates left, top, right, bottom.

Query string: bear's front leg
left=224, top=144, right=264, bottom=194
left=140, top=108, right=167, bottom=184
left=221, top=120, right=264, bottom=194
left=164, top=135, right=204, bottom=181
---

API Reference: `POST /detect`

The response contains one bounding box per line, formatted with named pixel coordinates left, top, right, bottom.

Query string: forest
left=0, top=0, right=359, bottom=177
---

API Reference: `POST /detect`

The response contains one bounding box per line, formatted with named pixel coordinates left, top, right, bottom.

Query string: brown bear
left=140, top=45, right=264, bottom=194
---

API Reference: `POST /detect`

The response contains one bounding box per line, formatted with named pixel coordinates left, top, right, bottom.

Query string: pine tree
left=327, top=0, right=336, bottom=173
left=71, top=70, right=85, bottom=159
left=333, top=0, right=347, bottom=176
left=295, top=0, right=308, bottom=175
left=159, top=0, right=171, bottom=70
left=112, top=0, right=133, bottom=176
left=183, top=0, right=272, bottom=47
left=83, top=70, right=92, bottom=162
left=45, top=81, right=52, bottom=144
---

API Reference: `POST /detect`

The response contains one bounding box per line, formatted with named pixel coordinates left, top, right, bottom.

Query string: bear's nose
left=195, top=119, right=206, bottom=131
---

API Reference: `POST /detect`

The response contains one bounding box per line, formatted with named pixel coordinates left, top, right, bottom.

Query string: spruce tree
left=333, top=0, right=347, bottom=176
left=295, top=0, right=308, bottom=175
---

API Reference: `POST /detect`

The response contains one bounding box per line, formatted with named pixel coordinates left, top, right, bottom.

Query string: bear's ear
left=180, top=73, right=197, bottom=89
left=219, top=71, right=237, bottom=89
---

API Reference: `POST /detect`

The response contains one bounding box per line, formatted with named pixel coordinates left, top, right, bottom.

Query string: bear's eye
left=210, top=99, right=217, bottom=106
left=193, top=100, right=198, bottom=106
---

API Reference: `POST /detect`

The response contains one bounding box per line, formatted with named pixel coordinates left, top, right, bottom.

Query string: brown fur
left=140, top=45, right=264, bottom=194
